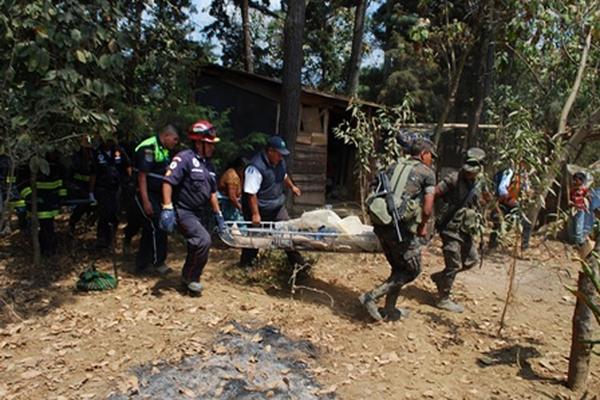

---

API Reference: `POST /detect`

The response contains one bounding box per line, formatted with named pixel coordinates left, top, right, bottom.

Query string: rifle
left=377, top=171, right=403, bottom=242
left=435, top=180, right=482, bottom=233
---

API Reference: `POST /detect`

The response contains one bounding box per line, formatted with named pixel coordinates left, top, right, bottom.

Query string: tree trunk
left=345, top=0, right=368, bottom=96
left=465, top=0, right=495, bottom=149
left=278, top=0, right=306, bottom=172
left=527, top=28, right=594, bottom=229
left=241, top=0, right=253, bottom=73
left=381, top=0, right=393, bottom=80
left=567, top=256, right=599, bottom=391
left=434, top=47, right=469, bottom=146
left=30, top=166, right=41, bottom=269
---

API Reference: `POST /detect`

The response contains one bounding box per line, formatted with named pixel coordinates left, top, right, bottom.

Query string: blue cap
left=267, top=136, right=290, bottom=156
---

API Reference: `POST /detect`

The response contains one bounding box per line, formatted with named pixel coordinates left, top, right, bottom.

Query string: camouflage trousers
left=433, top=231, right=479, bottom=296
left=367, top=224, right=423, bottom=310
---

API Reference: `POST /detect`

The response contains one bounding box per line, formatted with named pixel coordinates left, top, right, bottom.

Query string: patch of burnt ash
left=109, top=321, right=335, bottom=399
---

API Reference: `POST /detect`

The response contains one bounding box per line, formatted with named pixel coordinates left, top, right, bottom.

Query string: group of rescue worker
left=0, top=120, right=305, bottom=297
left=2, top=124, right=596, bottom=321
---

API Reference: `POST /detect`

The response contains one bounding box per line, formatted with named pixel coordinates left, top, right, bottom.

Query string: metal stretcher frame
left=219, top=221, right=383, bottom=253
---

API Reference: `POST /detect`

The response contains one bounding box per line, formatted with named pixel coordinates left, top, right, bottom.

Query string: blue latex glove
left=214, top=211, right=226, bottom=233
left=159, top=208, right=176, bottom=233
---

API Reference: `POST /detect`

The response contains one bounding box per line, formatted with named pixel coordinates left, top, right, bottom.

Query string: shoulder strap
left=437, top=180, right=482, bottom=231
left=389, top=159, right=418, bottom=203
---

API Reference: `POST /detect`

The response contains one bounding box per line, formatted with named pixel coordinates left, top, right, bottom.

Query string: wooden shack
left=195, top=64, right=380, bottom=210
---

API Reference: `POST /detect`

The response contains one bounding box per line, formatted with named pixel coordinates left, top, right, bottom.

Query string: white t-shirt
left=243, top=165, right=287, bottom=195
left=243, top=166, right=262, bottom=195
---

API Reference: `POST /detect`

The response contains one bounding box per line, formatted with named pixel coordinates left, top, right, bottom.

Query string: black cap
left=267, top=136, right=290, bottom=156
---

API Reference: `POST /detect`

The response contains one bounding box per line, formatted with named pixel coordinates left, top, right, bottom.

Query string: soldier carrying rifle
left=431, top=148, right=488, bottom=313
left=359, top=139, right=436, bottom=322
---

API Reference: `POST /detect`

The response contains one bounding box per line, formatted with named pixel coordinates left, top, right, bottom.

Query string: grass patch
left=222, top=250, right=319, bottom=289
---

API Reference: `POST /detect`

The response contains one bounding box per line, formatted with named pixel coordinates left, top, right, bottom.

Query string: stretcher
left=219, top=221, right=383, bottom=253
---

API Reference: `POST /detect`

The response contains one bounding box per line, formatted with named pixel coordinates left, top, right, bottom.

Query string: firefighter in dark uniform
left=359, top=139, right=436, bottom=322
left=90, top=137, right=132, bottom=248
left=160, top=120, right=225, bottom=295
left=19, top=151, right=67, bottom=255
left=2, top=155, right=28, bottom=232
left=240, top=136, right=305, bottom=268
left=133, top=125, right=179, bottom=274
left=0, top=154, right=15, bottom=232
left=431, top=148, right=488, bottom=313
left=67, top=136, right=96, bottom=233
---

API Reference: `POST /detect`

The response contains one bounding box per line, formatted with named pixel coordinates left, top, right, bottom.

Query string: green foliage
left=154, top=103, right=267, bottom=171
left=334, top=96, right=416, bottom=217
left=493, top=0, right=599, bottom=134
left=113, top=0, right=213, bottom=150
left=0, top=0, right=127, bottom=163
left=368, top=0, right=476, bottom=118
left=303, top=1, right=354, bottom=91
left=203, top=0, right=283, bottom=76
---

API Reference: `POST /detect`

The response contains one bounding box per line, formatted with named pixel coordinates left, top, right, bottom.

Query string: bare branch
left=558, top=28, right=593, bottom=135
left=504, top=43, right=546, bottom=92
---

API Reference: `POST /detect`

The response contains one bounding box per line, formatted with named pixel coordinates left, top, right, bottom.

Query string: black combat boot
left=358, top=292, right=382, bottom=321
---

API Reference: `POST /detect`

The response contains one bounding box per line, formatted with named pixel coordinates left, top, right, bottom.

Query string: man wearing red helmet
left=160, top=119, right=226, bottom=295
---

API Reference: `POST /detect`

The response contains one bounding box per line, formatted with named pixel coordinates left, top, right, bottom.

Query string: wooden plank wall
left=293, top=107, right=328, bottom=207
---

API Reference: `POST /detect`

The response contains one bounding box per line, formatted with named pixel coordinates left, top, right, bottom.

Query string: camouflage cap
left=465, top=147, right=486, bottom=163
left=462, top=147, right=486, bottom=173
left=410, top=138, right=438, bottom=158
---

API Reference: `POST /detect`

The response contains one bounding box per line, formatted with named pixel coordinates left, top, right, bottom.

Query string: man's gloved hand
left=88, top=192, right=97, bottom=205
left=214, top=211, right=226, bottom=233
left=159, top=205, right=176, bottom=233
left=214, top=211, right=233, bottom=242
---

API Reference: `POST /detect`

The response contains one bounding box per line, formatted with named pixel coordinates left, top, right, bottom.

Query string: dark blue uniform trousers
left=177, top=208, right=211, bottom=282
left=96, top=187, right=120, bottom=247
left=135, top=192, right=167, bottom=269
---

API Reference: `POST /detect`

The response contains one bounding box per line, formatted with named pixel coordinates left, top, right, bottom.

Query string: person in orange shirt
left=218, top=156, right=247, bottom=221
left=489, top=161, right=532, bottom=251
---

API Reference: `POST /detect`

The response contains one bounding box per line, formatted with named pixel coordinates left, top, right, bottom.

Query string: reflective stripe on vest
left=135, top=136, right=169, bottom=163
left=36, top=180, right=63, bottom=190
left=58, top=188, right=67, bottom=197
left=74, top=173, right=90, bottom=182
left=20, top=187, right=32, bottom=198
left=35, top=210, right=59, bottom=219
left=20, top=179, right=63, bottom=198
left=9, top=200, right=26, bottom=208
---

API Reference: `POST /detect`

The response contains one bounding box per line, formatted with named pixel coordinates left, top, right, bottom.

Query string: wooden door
left=292, top=106, right=328, bottom=208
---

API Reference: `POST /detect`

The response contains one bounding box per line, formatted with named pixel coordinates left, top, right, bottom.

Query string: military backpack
left=366, top=159, right=421, bottom=229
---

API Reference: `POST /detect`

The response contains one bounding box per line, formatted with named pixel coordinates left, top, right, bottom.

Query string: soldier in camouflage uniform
left=359, top=139, right=437, bottom=322
left=431, top=147, right=488, bottom=313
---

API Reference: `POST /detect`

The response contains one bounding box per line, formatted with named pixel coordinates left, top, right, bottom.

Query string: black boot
left=379, top=288, right=409, bottom=321
left=358, top=292, right=383, bottom=321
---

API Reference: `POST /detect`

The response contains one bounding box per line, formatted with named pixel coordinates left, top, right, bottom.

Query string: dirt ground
left=0, top=218, right=599, bottom=400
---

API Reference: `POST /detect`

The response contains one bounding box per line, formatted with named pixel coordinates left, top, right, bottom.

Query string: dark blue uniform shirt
left=92, top=145, right=130, bottom=189
left=135, top=136, right=170, bottom=193
left=163, top=149, right=216, bottom=211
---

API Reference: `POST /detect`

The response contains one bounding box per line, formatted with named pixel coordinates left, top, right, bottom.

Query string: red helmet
left=188, top=119, right=220, bottom=143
